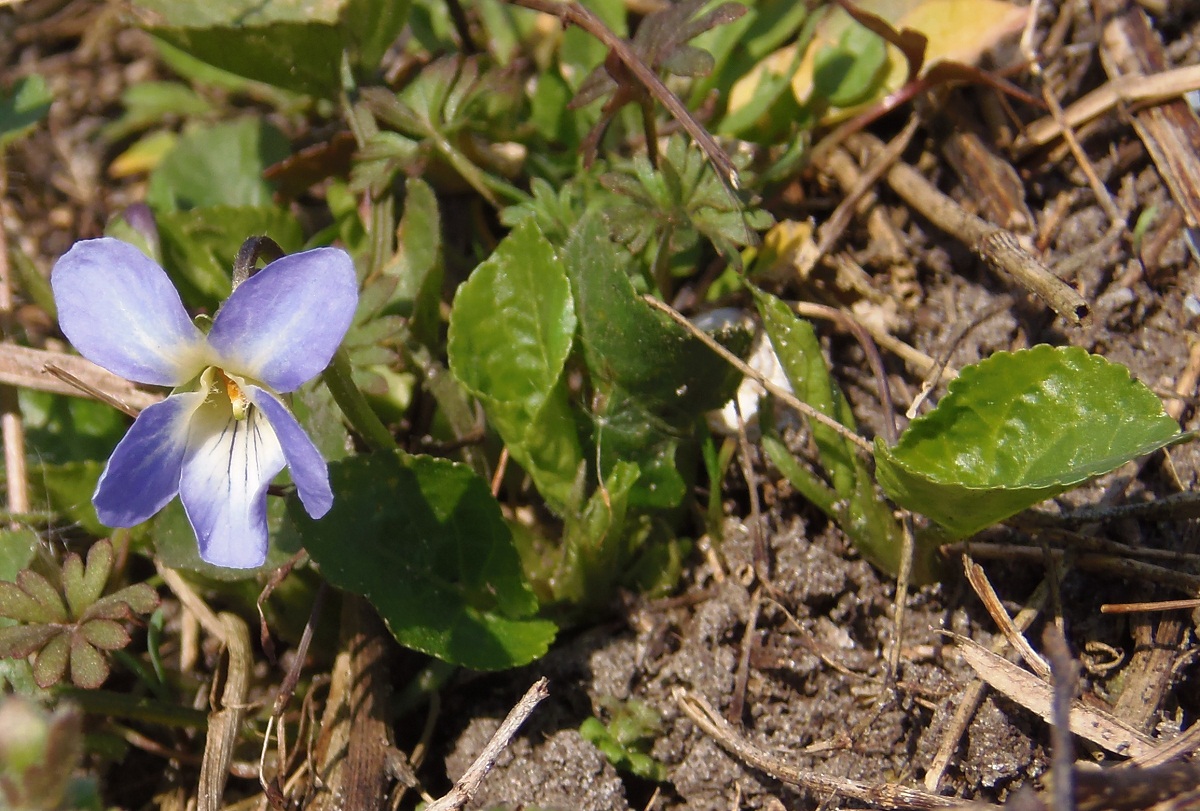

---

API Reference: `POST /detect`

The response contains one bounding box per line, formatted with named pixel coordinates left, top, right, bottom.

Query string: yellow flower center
left=200, top=367, right=252, bottom=421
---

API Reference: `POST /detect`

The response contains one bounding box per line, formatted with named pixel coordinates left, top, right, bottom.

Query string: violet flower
left=52, top=238, right=358, bottom=569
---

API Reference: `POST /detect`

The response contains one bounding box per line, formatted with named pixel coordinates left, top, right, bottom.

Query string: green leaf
left=754, top=289, right=914, bottom=578
left=101, top=81, right=214, bottom=142
left=79, top=620, right=130, bottom=652
left=15, top=572, right=67, bottom=625
left=0, top=530, right=37, bottom=583
left=133, top=0, right=341, bottom=27
left=0, top=625, right=58, bottom=660
left=62, top=542, right=113, bottom=619
left=383, top=177, right=444, bottom=348
left=448, top=218, right=583, bottom=510
left=68, top=636, right=109, bottom=690
left=83, top=584, right=160, bottom=621
left=0, top=582, right=52, bottom=624
left=812, top=21, right=888, bottom=108
left=20, top=393, right=126, bottom=466
left=147, top=118, right=290, bottom=211
left=564, top=214, right=747, bottom=423
left=25, top=461, right=107, bottom=538
left=755, top=290, right=855, bottom=493
left=150, top=24, right=344, bottom=97
left=340, top=0, right=412, bottom=75
left=288, top=452, right=557, bottom=670
left=876, top=345, right=1186, bottom=539
left=0, top=74, right=52, bottom=149
left=32, top=634, right=69, bottom=689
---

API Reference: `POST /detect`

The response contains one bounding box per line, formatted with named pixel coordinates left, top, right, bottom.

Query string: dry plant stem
left=1, top=343, right=161, bottom=412
left=951, top=633, right=1156, bottom=759
left=950, top=542, right=1200, bottom=595
left=886, top=515, right=916, bottom=681
left=425, top=677, right=550, bottom=811
left=727, top=586, right=761, bottom=724
left=845, top=132, right=1089, bottom=325
left=808, top=116, right=921, bottom=275
left=156, top=562, right=227, bottom=643
left=1015, top=63, right=1200, bottom=151
left=503, top=0, right=739, bottom=191
left=198, top=613, right=252, bottom=811
left=342, top=595, right=394, bottom=811
left=641, top=295, right=873, bottom=454
left=965, top=557, right=1050, bottom=679
left=0, top=162, right=28, bottom=518
left=1101, top=597, right=1200, bottom=614
left=924, top=572, right=1050, bottom=792
left=1043, top=626, right=1077, bottom=811
left=1037, top=81, right=1123, bottom=226
left=674, top=689, right=967, bottom=809
left=792, top=299, right=938, bottom=379
left=1102, top=9, right=1200, bottom=232
left=735, top=404, right=770, bottom=581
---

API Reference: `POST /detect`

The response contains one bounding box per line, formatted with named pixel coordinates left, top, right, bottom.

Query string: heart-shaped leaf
left=288, top=452, right=557, bottom=670
left=876, top=345, right=1186, bottom=538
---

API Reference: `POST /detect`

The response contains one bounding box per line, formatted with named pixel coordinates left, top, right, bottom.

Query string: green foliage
left=287, top=451, right=557, bottom=670
left=876, top=346, right=1186, bottom=539
left=0, top=541, right=159, bottom=689
left=580, top=697, right=667, bottom=782
left=135, top=0, right=410, bottom=97
left=752, top=290, right=913, bottom=579
left=19, top=393, right=126, bottom=466
left=811, top=19, right=889, bottom=109
left=448, top=218, right=582, bottom=511
left=100, top=81, right=215, bottom=142
left=147, top=118, right=290, bottom=211
left=357, top=56, right=525, bottom=205
left=602, top=136, right=772, bottom=266
left=0, top=74, right=52, bottom=149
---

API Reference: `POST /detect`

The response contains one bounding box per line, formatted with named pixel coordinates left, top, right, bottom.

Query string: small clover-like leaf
left=69, top=541, right=113, bottom=619
left=79, top=619, right=130, bottom=652
left=0, top=581, right=54, bottom=624
left=32, top=634, right=70, bottom=689
left=14, top=571, right=68, bottom=624
left=0, top=625, right=59, bottom=660
left=69, top=635, right=108, bottom=690
left=82, top=583, right=159, bottom=622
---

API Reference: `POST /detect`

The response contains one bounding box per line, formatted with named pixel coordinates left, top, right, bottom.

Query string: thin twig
left=0, top=159, right=29, bottom=518
left=675, top=689, right=966, bottom=809
left=846, top=131, right=1090, bottom=325
left=1043, top=626, right=1077, bottom=811
left=425, top=678, right=551, bottom=811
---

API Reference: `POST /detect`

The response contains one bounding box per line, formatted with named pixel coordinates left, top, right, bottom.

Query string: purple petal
left=93, top=392, right=206, bottom=527
left=52, top=238, right=207, bottom=386
left=179, top=400, right=285, bottom=569
left=208, top=248, right=358, bottom=392
left=248, top=386, right=333, bottom=518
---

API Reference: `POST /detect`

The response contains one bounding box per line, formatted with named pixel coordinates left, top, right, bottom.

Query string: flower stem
left=324, top=349, right=396, bottom=452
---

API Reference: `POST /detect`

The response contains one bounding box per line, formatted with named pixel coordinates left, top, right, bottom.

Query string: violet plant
left=51, top=238, right=357, bottom=568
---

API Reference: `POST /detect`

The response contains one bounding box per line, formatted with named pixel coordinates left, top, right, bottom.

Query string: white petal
left=179, top=399, right=285, bottom=569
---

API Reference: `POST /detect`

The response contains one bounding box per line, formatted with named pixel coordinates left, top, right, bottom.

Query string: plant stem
left=324, top=349, right=396, bottom=452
